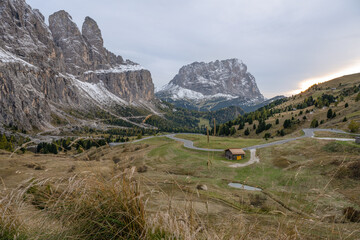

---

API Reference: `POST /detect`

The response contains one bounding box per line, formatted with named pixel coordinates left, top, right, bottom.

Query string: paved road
left=165, top=134, right=224, bottom=152
left=109, top=128, right=357, bottom=168
left=166, top=128, right=356, bottom=151
left=110, top=128, right=357, bottom=150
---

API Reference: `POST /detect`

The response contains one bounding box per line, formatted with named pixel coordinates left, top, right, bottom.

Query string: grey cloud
left=27, top=0, right=360, bottom=97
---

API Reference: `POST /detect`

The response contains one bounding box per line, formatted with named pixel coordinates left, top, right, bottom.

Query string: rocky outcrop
left=49, top=10, right=90, bottom=75
left=0, top=0, right=155, bottom=130
left=156, top=59, right=265, bottom=111
left=82, top=16, right=123, bottom=68
left=48, top=10, right=154, bottom=102
left=84, top=69, right=154, bottom=102
left=0, top=0, right=63, bottom=69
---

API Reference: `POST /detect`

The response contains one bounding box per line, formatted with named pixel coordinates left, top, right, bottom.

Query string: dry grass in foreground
left=0, top=169, right=252, bottom=240
left=0, top=169, right=320, bottom=240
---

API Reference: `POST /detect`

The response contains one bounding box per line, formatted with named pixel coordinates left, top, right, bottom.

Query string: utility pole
left=206, top=126, right=209, bottom=144
left=213, top=118, right=216, bottom=136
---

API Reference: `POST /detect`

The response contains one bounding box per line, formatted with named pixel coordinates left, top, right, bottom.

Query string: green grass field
left=140, top=136, right=360, bottom=218
left=314, top=131, right=357, bottom=138
left=175, top=134, right=270, bottom=149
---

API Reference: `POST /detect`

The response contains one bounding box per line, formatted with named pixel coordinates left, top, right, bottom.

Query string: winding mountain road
left=110, top=128, right=358, bottom=168
left=163, top=128, right=356, bottom=151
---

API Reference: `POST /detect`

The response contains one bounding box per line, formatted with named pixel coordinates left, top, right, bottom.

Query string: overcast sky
left=27, top=0, right=360, bottom=98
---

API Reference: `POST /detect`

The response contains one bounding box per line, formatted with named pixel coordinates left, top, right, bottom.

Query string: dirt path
left=228, top=149, right=259, bottom=168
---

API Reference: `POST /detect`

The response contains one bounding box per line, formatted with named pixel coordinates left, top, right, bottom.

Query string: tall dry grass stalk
left=0, top=190, right=28, bottom=239
left=3, top=168, right=248, bottom=240
left=33, top=170, right=146, bottom=239
left=0, top=168, right=148, bottom=239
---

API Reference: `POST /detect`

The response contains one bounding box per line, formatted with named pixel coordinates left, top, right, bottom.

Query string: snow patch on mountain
left=159, top=83, right=238, bottom=100
left=68, top=75, right=128, bottom=105
left=84, top=64, right=145, bottom=75
left=0, top=48, right=38, bottom=69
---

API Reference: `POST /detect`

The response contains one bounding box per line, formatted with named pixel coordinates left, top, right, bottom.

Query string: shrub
left=356, top=92, right=360, bottom=102
left=237, top=122, right=244, bottom=130
left=244, top=128, right=250, bottom=136
left=310, top=119, right=319, bottom=128
left=283, top=119, right=292, bottom=128
left=348, top=120, right=359, bottom=133
left=277, top=129, right=285, bottom=136
left=327, top=109, right=333, bottom=119
left=264, top=133, right=271, bottom=140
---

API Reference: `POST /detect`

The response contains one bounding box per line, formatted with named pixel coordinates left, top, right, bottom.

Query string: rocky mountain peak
left=159, top=58, right=263, bottom=100
left=49, top=10, right=90, bottom=75
left=82, top=16, right=104, bottom=52
left=156, top=58, right=265, bottom=111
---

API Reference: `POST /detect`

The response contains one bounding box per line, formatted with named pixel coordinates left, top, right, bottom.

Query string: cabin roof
left=225, top=148, right=245, bottom=155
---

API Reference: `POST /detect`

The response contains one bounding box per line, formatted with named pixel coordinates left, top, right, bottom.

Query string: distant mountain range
left=156, top=59, right=284, bottom=112
left=0, top=0, right=284, bottom=132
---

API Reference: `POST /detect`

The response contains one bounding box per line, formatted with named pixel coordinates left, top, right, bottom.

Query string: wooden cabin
left=225, top=148, right=245, bottom=160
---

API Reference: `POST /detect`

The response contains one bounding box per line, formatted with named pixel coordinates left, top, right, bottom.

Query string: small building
left=356, top=137, right=360, bottom=144
left=225, top=148, right=245, bottom=160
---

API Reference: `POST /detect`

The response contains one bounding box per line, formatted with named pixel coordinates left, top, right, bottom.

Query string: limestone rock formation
left=156, top=59, right=265, bottom=111
left=0, top=0, right=155, bottom=130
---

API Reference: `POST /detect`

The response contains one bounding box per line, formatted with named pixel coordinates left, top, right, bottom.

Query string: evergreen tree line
left=0, top=133, right=14, bottom=151
left=36, top=136, right=130, bottom=155
left=210, top=98, right=287, bottom=136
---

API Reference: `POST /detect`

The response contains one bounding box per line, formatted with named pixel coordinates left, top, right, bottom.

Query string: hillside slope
left=214, top=73, right=360, bottom=138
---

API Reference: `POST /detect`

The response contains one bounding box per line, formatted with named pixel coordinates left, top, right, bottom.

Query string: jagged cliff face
left=156, top=59, right=265, bottom=111
left=0, top=0, right=155, bottom=130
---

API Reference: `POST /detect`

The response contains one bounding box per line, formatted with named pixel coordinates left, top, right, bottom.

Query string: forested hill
left=212, top=73, right=360, bottom=138
left=144, top=103, right=245, bottom=133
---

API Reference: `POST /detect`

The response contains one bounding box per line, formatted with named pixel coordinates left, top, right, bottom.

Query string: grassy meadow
left=175, top=134, right=274, bottom=149
left=1, top=133, right=360, bottom=239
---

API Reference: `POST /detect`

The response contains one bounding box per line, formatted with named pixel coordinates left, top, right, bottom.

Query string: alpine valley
left=1, top=1, right=360, bottom=239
